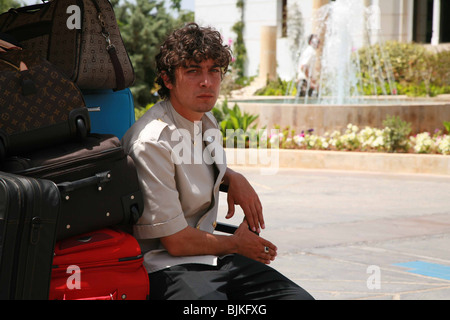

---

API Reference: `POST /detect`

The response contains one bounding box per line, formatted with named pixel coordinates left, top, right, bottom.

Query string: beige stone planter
left=225, top=148, right=450, bottom=176
left=233, top=96, right=450, bottom=136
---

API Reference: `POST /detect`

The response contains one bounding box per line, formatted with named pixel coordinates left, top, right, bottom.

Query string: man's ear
left=161, top=71, right=173, bottom=89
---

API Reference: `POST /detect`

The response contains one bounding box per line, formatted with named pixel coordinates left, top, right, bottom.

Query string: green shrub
left=382, top=115, right=412, bottom=152
left=213, top=100, right=261, bottom=148
left=358, top=41, right=450, bottom=97
left=444, top=121, right=450, bottom=134
left=255, top=78, right=297, bottom=96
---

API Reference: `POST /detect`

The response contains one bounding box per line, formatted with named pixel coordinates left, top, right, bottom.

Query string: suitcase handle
left=63, top=290, right=118, bottom=300
left=57, top=171, right=112, bottom=195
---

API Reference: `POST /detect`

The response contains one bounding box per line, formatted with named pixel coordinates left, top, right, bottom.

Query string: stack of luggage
left=0, top=0, right=149, bottom=300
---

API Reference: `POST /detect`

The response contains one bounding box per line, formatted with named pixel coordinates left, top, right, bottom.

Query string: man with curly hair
left=122, top=23, right=313, bottom=300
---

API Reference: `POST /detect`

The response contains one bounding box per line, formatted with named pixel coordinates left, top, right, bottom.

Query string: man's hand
left=233, top=220, right=277, bottom=264
left=160, top=221, right=277, bottom=264
left=223, top=169, right=265, bottom=233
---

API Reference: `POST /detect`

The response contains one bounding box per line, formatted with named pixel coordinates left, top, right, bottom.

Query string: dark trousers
left=148, top=254, right=314, bottom=300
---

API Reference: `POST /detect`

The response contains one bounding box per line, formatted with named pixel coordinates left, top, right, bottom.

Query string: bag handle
left=0, top=40, right=20, bottom=52
left=91, top=0, right=126, bottom=91
left=2, top=2, right=52, bottom=25
left=57, top=171, right=112, bottom=195
left=0, top=57, right=37, bottom=95
left=19, top=61, right=37, bottom=95
left=63, top=290, right=118, bottom=300
left=0, top=32, right=22, bottom=52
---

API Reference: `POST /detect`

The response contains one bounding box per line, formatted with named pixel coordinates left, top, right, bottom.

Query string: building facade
left=194, top=0, right=449, bottom=81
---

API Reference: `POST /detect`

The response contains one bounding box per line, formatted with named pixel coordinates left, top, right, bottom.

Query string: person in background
left=296, top=34, right=321, bottom=96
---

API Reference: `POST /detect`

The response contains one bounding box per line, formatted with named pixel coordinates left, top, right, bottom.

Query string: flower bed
left=265, top=124, right=450, bottom=156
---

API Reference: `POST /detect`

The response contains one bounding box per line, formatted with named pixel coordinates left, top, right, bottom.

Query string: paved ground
left=217, top=167, right=450, bottom=300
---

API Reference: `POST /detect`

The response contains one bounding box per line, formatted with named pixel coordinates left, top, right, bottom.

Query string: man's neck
left=169, top=98, right=204, bottom=122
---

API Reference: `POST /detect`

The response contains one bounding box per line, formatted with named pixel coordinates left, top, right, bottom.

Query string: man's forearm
left=161, top=226, right=238, bottom=257
left=161, top=222, right=277, bottom=265
left=221, top=167, right=238, bottom=186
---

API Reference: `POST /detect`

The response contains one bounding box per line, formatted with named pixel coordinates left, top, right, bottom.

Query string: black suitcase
left=1, top=134, right=144, bottom=240
left=0, top=171, right=61, bottom=300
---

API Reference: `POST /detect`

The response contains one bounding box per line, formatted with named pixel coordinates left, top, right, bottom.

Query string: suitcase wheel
left=76, top=117, right=88, bottom=141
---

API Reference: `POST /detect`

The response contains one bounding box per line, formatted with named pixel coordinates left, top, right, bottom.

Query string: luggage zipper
left=53, top=254, right=143, bottom=270
left=17, top=146, right=124, bottom=178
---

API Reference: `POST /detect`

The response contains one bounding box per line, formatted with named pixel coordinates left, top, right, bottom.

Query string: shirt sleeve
left=129, top=136, right=188, bottom=240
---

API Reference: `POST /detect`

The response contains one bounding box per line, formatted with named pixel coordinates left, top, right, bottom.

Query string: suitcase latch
left=30, top=216, right=42, bottom=245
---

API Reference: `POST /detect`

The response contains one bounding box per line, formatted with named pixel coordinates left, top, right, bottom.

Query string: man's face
left=310, top=37, right=320, bottom=49
left=164, top=59, right=222, bottom=122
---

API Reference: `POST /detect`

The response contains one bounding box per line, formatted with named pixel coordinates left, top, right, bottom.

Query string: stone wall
left=236, top=97, right=450, bottom=135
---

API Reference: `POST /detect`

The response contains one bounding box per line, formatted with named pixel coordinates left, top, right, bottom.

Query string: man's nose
left=199, top=72, right=213, bottom=87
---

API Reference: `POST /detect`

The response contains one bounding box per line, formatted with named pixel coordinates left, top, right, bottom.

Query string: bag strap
left=0, top=2, right=53, bottom=29
left=91, top=0, right=126, bottom=91
left=0, top=32, right=22, bottom=52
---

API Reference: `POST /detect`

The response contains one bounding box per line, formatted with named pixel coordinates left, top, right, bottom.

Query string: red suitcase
left=49, top=228, right=149, bottom=300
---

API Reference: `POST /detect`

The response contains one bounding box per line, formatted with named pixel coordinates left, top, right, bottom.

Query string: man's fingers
left=258, top=244, right=277, bottom=264
left=249, top=201, right=264, bottom=233
left=226, top=195, right=235, bottom=219
left=255, top=199, right=265, bottom=230
left=242, top=203, right=258, bottom=232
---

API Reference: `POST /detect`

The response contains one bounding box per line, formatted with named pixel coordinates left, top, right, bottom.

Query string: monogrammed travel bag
left=49, top=228, right=149, bottom=300
left=0, top=171, right=61, bottom=300
left=0, top=48, right=90, bottom=160
left=0, top=0, right=134, bottom=91
left=2, top=134, right=144, bottom=241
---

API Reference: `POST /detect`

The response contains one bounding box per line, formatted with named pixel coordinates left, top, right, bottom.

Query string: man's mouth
left=197, top=94, right=214, bottom=99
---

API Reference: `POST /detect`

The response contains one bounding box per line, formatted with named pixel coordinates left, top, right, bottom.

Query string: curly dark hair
left=155, top=23, right=233, bottom=100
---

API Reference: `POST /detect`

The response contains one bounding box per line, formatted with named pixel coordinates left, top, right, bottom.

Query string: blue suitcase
left=83, top=89, right=135, bottom=140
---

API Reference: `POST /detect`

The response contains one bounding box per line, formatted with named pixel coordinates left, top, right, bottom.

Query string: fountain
left=231, top=0, right=450, bottom=135
left=313, top=0, right=395, bottom=105
left=290, top=0, right=400, bottom=105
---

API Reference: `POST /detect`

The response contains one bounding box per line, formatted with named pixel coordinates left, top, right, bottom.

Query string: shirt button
left=212, top=221, right=217, bottom=228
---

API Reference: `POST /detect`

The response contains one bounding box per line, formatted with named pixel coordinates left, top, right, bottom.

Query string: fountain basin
left=231, top=96, right=450, bottom=135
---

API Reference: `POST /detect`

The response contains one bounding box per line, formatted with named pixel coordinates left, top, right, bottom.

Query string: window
left=413, top=0, right=448, bottom=43
left=281, top=0, right=287, bottom=38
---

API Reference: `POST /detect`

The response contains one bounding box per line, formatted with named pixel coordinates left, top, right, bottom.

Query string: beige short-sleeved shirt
left=297, top=45, right=317, bottom=81
left=121, top=100, right=227, bottom=273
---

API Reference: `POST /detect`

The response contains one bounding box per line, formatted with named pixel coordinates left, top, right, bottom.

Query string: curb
left=225, top=148, right=450, bottom=176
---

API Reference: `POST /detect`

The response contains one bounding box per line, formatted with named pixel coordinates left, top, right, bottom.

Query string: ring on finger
left=264, top=246, right=269, bottom=253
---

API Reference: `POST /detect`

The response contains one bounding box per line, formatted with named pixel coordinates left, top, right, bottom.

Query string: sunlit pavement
left=218, top=167, right=450, bottom=300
